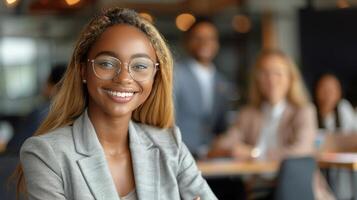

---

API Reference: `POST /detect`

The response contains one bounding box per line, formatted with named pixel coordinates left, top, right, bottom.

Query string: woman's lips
left=104, top=89, right=136, bottom=103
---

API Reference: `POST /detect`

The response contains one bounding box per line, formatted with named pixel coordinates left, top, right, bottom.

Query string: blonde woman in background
left=213, top=49, right=315, bottom=160
left=211, top=49, right=334, bottom=200
left=15, top=8, right=216, bottom=200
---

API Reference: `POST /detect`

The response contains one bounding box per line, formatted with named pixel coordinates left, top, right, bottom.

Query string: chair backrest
left=320, top=133, right=357, bottom=153
left=0, top=155, right=20, bottom=200
left=274, top=156, right=316, bottom=200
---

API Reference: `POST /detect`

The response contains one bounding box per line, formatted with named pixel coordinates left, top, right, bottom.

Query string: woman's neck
left=87, top=107, right=132, bottom=156
left=265, top=98, right=286, bottom=107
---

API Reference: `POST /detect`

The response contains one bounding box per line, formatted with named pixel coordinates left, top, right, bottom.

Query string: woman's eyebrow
left=94, top=51, right=118, bottom=58
left=130, top=53, right=152, bottom=59
left=94, top=52, right=155, bottom=60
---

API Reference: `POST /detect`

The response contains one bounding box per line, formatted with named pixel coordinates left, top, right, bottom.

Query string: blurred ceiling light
left=5, top=0, right=18, bottom=7
left=232, top=14, right=252, bottom=33
left=337, top=0, right=350, bottom=8
left=65, top=0, right=80, bottom=6
left=139, top=12, right=154, bottom=23
left=176, top=13, right=196, bottom=32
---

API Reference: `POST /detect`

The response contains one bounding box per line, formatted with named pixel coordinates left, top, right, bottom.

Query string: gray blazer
left=20, top=111, right=217, bottom=200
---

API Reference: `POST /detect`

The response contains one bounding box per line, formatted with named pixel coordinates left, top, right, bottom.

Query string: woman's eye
left=98, top=61, right=115, bottom=69
left=131, top=63, right=149, bottom=71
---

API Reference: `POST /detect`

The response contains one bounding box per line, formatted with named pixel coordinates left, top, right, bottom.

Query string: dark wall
left=299, top=8, right=357, bottom=106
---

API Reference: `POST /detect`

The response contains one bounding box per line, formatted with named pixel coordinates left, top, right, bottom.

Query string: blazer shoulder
left=238, top=105, right=261, bottom=117
left=135, top=123, right=182, bottom=149
left=20, top=126, right=73, bottom=155
left=173, top=60, right=191, bottom=76
left=19, top=127, right=73, bottom=180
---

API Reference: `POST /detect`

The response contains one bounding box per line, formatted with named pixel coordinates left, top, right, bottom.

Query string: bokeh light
left=176, top=13, right=196, bottom=32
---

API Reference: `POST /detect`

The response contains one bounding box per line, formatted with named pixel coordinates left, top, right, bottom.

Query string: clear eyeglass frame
left=87, top=56, right=159, bottom=82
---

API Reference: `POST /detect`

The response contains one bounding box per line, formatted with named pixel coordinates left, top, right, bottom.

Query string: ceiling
left=1, top=0, right=242, bottom=16
left=1, top=0, right=356, bottom=39
left=2, top=0, right=357, bottom=16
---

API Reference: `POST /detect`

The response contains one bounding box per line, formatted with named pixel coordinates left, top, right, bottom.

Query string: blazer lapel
left=128, top=122, right=160, bottom=200
left=248, top=108, right=264, bottom=145
left=77, top=155, right=120, bottom=200
left=73, top=112, right=120, bottom=200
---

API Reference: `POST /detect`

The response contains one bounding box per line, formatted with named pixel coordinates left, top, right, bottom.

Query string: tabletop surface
left=197, top=159, right=279, bottom=177
left=198, top=152, right=357, bottom=177
left=318, top=152, right=357, bottom=170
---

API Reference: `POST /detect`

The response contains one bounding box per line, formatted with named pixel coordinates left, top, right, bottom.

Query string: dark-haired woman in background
left=314, top=73, right=357, bottom=200
left=315, top=73, right=357, bottom=133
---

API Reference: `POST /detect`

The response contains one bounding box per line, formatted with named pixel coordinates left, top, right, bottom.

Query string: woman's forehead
left=88, top=24, right=157, bottom=60
left=260, top=57, right=288, bottom=70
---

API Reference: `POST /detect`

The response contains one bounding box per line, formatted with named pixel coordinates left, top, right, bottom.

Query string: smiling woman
left=83, top=24, right=158, bottom=122
left=14, top=8, right=217, bottom=200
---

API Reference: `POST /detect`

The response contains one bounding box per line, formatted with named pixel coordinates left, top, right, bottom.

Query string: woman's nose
left=112, top=63, right=133, bottom=83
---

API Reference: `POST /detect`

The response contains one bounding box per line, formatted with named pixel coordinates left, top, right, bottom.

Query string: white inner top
left=190, top=59, right=215, bottom=114
left=121, top=189, right=137, bottom=200
left=255, top=100, right=287, bottom=160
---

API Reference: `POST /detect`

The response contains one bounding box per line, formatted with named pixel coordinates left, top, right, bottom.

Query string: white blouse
left=254, top=101, right=287, bottom=160
left=322, top=99, right=357, bottom=133
left=189, top=59, right=215, bottom=114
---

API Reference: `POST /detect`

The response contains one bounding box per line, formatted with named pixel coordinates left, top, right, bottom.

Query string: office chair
left=273, top=156, right=316, bottom=200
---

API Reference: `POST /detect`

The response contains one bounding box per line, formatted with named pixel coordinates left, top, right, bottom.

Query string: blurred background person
left=314, top=73, right=356, bottom=200
left=212, top=49, right=315, bottom=161
left=174, top=18, right=234, bottom=158
left=6, top=64, right=66, bottom=154
left=315, top=73, right=357, bottom=133
left=211, top=49, right=334, bottom=200
left=0, top=121, right=13, bottom=153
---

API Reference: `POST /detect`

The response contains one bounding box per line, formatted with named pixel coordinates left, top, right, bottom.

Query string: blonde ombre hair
left=248, top=49, right=309, bottom=107
left=15, top=7, right=174, bottom=195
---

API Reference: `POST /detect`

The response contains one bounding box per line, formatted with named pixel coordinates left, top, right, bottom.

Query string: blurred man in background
left=174, top=19, right=234, bottom=158
left=174, top=18, right=241, bottom=200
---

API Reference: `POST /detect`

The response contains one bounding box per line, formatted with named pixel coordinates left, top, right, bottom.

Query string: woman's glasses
left=88, top=56, right=159, bottom=82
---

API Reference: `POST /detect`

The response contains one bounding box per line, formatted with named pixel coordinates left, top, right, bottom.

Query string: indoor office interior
left=1, top=0, right=357, bottom=200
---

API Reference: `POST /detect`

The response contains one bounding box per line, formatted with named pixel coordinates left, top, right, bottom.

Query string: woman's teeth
left=107, top=90, right=134, bottom=98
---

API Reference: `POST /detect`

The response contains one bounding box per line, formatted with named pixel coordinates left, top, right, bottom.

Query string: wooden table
left=197, top=159, right=279, bottom=199
left=198, top=153, right=357, bottom=176
left=198, top=154, right=357, bottom=199
left=197, top=159, right=279, bottom=177
left=318, top=152, right=357, bottom=200
left=318, top=152, right=357, bottom=170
